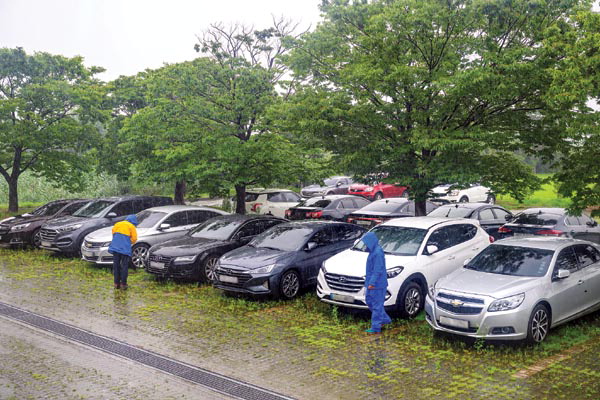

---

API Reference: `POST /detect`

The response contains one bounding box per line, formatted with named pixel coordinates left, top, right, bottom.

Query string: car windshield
left=72, top=200, right=115, bottom=218
left=189, top=218, right=243, bottom=240
left=250, top=225, right=314, bottom=251
left=464, top=245, right=554, bottom=277
left=353, top=225, right=427, bottom=256
left=296, top=198, right=332, bottom=208
left=32, top=202, right=67, bottom=216
left=428, top=206, right=473, bottom=218
left=358, top=200, right=407, bottom=213
left=136, top=210, right=167, bottom=229
left=511, top=213, right=559, bottom=226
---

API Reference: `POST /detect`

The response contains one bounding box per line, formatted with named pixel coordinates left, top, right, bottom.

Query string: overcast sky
left=0, top=0, right=323, bottom=81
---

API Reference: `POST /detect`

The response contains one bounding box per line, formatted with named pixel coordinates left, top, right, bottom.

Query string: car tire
left=459, top=196, right=469, bottom=203
left=131, top=244, right=150, bottom=269
left=526, top=304, right=550, bottom=344
left=374, top=192, right=384, bottom=200
left=200, top=255, right=220, bottom=284
left=31, top=228, right=41, bottom=248
left=279, top=270, right=301, bottom=300
left=486, top=194, right=496, bottom=204
left=397, top=281, right=423, bottom=318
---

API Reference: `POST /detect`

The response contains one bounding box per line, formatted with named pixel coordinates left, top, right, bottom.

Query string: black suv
left=0, top=199, right=90, bottom=247
left=39, top=195, right=173, bottom=255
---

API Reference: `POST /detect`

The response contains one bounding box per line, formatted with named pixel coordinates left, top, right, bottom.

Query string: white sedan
left=245, top=189, right=302, bottom=218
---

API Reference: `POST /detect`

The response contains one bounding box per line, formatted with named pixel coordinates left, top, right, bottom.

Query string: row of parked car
left=2, top=190, right=600, bottom=344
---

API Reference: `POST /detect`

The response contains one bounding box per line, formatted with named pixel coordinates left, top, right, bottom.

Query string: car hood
left=151, top=235, right=226, bottom=257
left=86, top=226, right=153, bottom=242
left=431, top=185, right=451, bottom=194
left=436, top=268, right=540, bottom=299
left=323, top=248, right=416, bottom=277
left=43, top=216, right=92, bottom=228
left=220, top=246, right=295, bottom=271
left=0, top=214, right=48, bottom=226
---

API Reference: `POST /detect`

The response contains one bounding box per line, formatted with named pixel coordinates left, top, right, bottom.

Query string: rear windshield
left=32, top=202, right=67, bottom=216
left=358, top=200, right=407, bottom=213
left=353, top=225, right=427, bottom=256
left=464, top=245, right=554, bottom=277
left=297, top=198, right=332, bottom=208
left=512, top=213, right=559, bottom=226
left=73, top=200, right=115, bottom=218
left=136, top=210, right=167, bottom=228
left=428, top=206, right=473, bottom=218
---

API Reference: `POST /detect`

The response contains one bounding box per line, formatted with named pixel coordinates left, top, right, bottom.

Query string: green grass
left=497, top=174, right=571, bottom=210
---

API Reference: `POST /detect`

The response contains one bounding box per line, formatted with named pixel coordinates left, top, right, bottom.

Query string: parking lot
left=0, top=248, right=599, bottom=399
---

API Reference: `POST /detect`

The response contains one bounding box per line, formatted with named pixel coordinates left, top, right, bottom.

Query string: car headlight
left=449, top=190, right=459, bottom=196
left=386, top=266, right=404, bottom=279
left=364, top=187, right=373, bottom=192
left=320, top=263, right=328, bottom=275
left=173, top=255, right=197, bottom=264
left=57, top=224, right=82, bottom=233
left=488, top=293, right=525, bottom=312
left=10, top=223, right=31, bottom=232
left=252, top=264, right=276, bottom=274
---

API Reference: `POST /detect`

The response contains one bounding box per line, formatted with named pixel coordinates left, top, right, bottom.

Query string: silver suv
left=425, top=237, right=600, bottom=343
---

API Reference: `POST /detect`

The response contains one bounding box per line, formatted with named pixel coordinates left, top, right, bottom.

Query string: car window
left=478, top=208, right=495, bottom=221
left=73, top=200, right=115, bottom=218
left=426, top=227, right=452, bottom=252
left=425, top=202, right=438, bottom=214
left=285, top=192, right=301, bottom=202
left=338, top=199, right=354, bottom=209
left=555, top=247, right=579, bottom=273
left=449, top=224, right=477, bottom=246
left=493, top=208, right=511, bottom=221
left=354, top=226, right=427, bottom=256
left=111, top=201, right=135, bottom=217
left=267, top=193, right=286, bottom=202
left=236, top=220, right=265, bottom=239
left=310, top=226, right=334, bottom=246
left=163, top=211, right=188, bottom=227
left=356, top=200, right=407, bottom=213
left=465, top=244, right=554, bottom=277
left=32, top=202, right=69, bottom=216
left=512, top=213, right=559, bottom=226
left=352, top=197, right=371, bottom=208
left=565, top=216, right=581, bottom=226
left=335, top=224, right=365, bottom=241
left=136, top=210, right=168, bottom=228
left=61, top=202, right=88, bottom=215
left=245, top=193, right=260, bottom=202
left=428, top=206, right=473, bottom=218
left=297, top=198, right=332, bottom=208
left=187, top=210, right=215, bottom=225
left=573, top=244, right=600, bottom=269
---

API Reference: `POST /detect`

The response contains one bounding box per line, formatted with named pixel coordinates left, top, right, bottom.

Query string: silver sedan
left=425, top=237, right=600, bottom=343
left=81, top=205, right=229, bottom=268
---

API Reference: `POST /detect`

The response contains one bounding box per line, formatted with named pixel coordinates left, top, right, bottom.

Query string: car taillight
left=251, top=203, right=262, bottom=212
left=498, top=226, right=511, bottom=233
left=347, top=218, right=354, bottom=223
left=535, top=229, right=564, bottom=236
left=489, top=236, right=495, bottom=243
left=311, top=211, right=323, bottom=218
left=285, top=210, right=291, bottom=218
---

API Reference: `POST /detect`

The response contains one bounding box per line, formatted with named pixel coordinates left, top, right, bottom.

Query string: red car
left=348, top=182, right=408, bottom=200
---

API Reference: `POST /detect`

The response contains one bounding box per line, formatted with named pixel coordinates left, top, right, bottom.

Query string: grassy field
left=497, top=175, right=571, bottom=210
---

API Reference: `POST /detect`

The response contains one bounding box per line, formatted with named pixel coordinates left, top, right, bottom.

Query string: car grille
left=148, top=254, right=172, bottom=264
left=435, top=292, right=484, bottom=315
left=217, top=267, right=252, bottom=287
left=0, top=224, right=9, bottom=235
left=83, top=240, right=104, bottom=249
left=438, top=322, right=478, bottom=333
left=324, top=273, right=364, bottom=292
left=40, top=228, right=58, bottom=242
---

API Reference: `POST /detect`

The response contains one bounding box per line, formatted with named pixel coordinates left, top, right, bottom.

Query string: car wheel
left=201, top=255, right=220, bottom=284
left=526, top=304, right=550, bottom=344
left=279, top=270, right=301, bottom=300
left=31, top=228, right=41, bottom=248
left=374, top=192, right=384, bottom=200
left=397, top=281, right=423, bottom=318
left=131, top=244, right=150, bottom=269
left=486, top=194, right=496, bottom=204
left=459, top=196, right=469, bottom=203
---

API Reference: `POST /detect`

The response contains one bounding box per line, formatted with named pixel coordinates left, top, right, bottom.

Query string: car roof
left=312, top=194, right=364, bottom=200
left=491, top=237, right=595, bottom=251
left=370, top=198, right=410, bottom=205
left=255, top=189, right=296, bottom=194
left=279, top=220, right=357, bottom=229
left=518, top=208, right=567, bottom=215
left=381, top=216, right=470, bottom=229
left=93, top=195, right=171, bottom=201
left=210, top=214, right=286, bottom=222
left=143, top=205, right=226, bottom=213
left=436, top=202, right=491, bottom=210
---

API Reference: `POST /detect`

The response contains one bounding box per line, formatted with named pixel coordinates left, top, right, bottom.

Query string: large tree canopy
left=282, top=0, right=595, bottom=215
left=0, top=47, right=104, bottom=211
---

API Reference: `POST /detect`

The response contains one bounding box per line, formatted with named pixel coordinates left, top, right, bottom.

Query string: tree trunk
left=414, top=199, right=427, bottom=217
left=174, top=180, right=186, bottom=205
left=8, top=176, right=19, bottom=213
left=235, top=184, right=246, bottom=214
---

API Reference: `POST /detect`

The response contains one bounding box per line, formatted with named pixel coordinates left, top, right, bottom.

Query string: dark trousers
left=113, top=252, right=130, bottom=285
left=366, top=288, right=392, bottom=331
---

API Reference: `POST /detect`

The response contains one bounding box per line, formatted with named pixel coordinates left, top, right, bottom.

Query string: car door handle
left=577, top=280, right=584, bottom=285
left=471, top=247, right=480, bottom=251
left=447, top=256, right=456, bottom=260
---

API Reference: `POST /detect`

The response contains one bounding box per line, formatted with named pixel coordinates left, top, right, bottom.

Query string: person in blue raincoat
left=108, top=215, right=138, bottom=289
left=362, top=232, right=392, bottom=333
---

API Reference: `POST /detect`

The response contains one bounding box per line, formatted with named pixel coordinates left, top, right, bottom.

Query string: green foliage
left=283, top=0, right=596, bottom=213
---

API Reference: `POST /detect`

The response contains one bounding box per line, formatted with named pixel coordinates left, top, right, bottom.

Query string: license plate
left=330, top=293, right=354, bottom=303
left=356, top=220, right=372, bottom=226
left=41, top=241, right=51, bottom=247
left=439, top=315, right=469, bottom=329
left=82, top=250, right=97, bottom=258
left=150, top=261, right=165, bottom=269
left=219, top=275, right=238, bottom=284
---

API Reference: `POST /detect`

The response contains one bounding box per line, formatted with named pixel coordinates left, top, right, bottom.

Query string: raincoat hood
left=125, top=215, right=138, bottom=226
left=361, top=232, right=379, bottom=252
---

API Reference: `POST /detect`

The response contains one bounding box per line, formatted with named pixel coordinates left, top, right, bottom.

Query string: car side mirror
left=556, top=269, right=570, bottom=280
left=587, top=221, right=598, bottom=227
left=158, top=223, right=171, bottom=230
left=505, top=214, right=512, bottom=221
left=426, top=245, right=439, bottom=255
left=107, top=212, right=117, bottom=218
left=306, top=242, right=318, bottom=251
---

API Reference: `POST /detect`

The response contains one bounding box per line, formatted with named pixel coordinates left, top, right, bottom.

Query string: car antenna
left=454, top=204, right=459, bottom=208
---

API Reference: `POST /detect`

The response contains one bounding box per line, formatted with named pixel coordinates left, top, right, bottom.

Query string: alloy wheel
left=204, top=257, right=219, bottom=283
left=281, top=271, right=300, bottom=299
left=132, top=246, right=149, bottom=269
left=531, top=308, right=549, bottom=343
left=405, top=287, right=421, bottom=316
left=32, top=230, right=41, bottom=247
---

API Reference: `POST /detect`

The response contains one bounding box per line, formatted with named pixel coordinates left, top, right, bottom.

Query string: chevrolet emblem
left=449, top=299, right=464, bottom=307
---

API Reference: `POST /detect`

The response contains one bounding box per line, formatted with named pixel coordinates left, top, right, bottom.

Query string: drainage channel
left=0, top=301, right=294, bottom=400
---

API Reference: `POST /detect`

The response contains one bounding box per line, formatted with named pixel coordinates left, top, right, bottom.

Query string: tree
left=0, top=47, right=104, bottom=211
left=283, top=0, right=594, bottom=215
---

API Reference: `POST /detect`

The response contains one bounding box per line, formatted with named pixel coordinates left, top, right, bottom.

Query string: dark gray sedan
left=427, top=202, right=513, bottom=240
left=300, top=176, right=354, bottom=197
left=285, top=195, right=371, bottom=221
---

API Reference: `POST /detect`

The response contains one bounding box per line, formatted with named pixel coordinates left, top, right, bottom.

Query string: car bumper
left=0, top=231, right=31, bottom=246
left=145, top=260, right=201, bottom=280
left=214, top=271, right=278, bottom=296
left=39, top=230, right=82, bottom=253
left=316, top=272, right=395, bottom=310
left=81, top=245, right=113, bottom=265
left=424, top=295, right=529, bottom=340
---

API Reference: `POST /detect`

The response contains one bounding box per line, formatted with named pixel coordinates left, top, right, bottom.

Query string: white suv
left=430, top=183, right=494, bottom=204
left=244, top=189, right=301, bottom=218
left=317, top=217, right=493, bottom=317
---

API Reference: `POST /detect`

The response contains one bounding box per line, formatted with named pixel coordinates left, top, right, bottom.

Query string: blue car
left=214, top=221, right=366, bottom=299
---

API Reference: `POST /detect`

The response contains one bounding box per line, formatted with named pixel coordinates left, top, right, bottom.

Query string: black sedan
left=498, top=208, right=600, bottom=243
left=214, top=221, right=367, bottom=299
left=145, top=215, right=286, bottom=283
left=285, top=195, right=370, bottom=221
left=347, top=198, right=439, bottom=228
left=427, top=202, right=513, bottom=240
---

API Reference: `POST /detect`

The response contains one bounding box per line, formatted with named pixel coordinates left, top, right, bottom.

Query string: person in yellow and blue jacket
left=108, top=214, right=138, bottom=289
